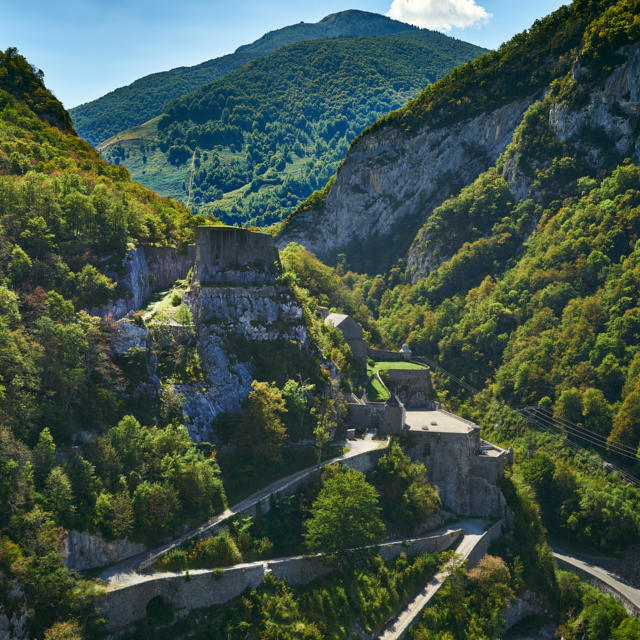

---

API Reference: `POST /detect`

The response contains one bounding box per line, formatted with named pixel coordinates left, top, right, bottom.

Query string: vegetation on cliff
left=0, top=49, right=226, bottom=638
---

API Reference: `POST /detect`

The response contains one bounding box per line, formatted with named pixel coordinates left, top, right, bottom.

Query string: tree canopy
left=304, top=465, right=385, bottom=560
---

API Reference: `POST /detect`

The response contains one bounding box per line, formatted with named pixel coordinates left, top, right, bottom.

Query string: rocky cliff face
left=63, top=530, right=147, bottom=571
left=92, top=245, right=194, bottom=319
left=0, top=578, right=27, bottom=640
left=404, top=43, right=640, bottom=282
left=181, top=283, right=308, bottom=441
left=278, top=95, right=534, bottom=271
left=279, top=42, right=640, bottom=278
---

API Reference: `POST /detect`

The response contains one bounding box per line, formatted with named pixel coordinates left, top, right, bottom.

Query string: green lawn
left=364, top=359, right=426, bottom=402
left=366, top=375, right=390, bottom=402
left=369, top=360, right=426, bottom=372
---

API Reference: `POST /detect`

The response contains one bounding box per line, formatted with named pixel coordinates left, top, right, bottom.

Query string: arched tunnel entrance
left=145, top=594, right=174, bottom=625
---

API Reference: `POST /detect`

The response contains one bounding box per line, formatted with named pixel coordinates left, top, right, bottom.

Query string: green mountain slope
left=69, top=10, right=444, bottom=146
left=278, top=0, right=639, bottom=274
left=0, top=46, right=218, bottom=638
left=99, top=31, right=486, bottom=227
left=292, top=0, right=640, bottom=552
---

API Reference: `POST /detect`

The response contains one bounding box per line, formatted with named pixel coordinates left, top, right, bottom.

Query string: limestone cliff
left=63, top=530, right=147, bottom=571
left=0, top=578, right=27, bottom=640
left=278, top=95, right=533, bottom=272
left=92, top=245, right=195, bottom=319
left=180, top=282, right=308, bottom=441
left=278, top=25, right=640, bottom=278
left=106, top=228, right=310, bottom=443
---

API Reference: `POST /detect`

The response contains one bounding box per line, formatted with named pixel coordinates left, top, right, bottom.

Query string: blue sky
left=1, top=0, right=567, bottom=109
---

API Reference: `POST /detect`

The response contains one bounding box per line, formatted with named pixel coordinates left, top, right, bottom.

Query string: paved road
left=99, top=434, right=387, bottom=584
left=378, top=520, right=487, bottom=640
left=552, top=548, right=640, bottom=615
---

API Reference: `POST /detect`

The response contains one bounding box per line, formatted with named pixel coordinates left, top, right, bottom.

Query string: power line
left=411, top=354, right=640, bottom=488
left=534, top=406, right=638, bottom=457
left=524, top=408, right=639, bottom=464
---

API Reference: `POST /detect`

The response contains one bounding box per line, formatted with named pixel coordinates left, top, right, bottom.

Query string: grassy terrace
left=365, top=359, right=426, bottom=402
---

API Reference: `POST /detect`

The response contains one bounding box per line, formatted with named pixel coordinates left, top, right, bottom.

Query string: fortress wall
left=367, top=347, right=407, bottom=362
left=403, top=430, right=507, bottom=518
left=377, top=529, right=461, bottom=561
left=144, top=245, right=194, bottom=290
left=268, top=556, right=333, bottom=585
left=93, top=227, right=279, bottom=320
left=385, top=369, right=435, bottom=409
left=341, top=447, right=386, bottom=473
left=195, top=226, right=278, bottom=285
left=470, top=453, right=507, bottom=485
left=98, top=528, right=461, bottom=632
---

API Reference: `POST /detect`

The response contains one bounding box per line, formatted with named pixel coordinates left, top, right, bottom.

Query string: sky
left=1, top=0, right=568, bottom=109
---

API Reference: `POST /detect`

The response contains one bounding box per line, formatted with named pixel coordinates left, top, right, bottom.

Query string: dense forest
left=0, top=46, right=231, bottom=636
left=70, top=9, right=442, bottom=146
left=4, top=0, right=640, bottom=637
left=99, top=31, right=485, bottom=227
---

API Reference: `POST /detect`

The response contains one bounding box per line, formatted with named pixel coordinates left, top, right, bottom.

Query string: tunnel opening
left=145, top=595, right=173, bottom=625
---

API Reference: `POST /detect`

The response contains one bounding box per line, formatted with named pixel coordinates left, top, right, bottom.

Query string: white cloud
left=387, top=0, right=491, bottom=32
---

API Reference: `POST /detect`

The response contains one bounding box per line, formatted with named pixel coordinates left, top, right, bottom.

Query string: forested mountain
left=0, top=47, right=372, bottom=639
left=70, top=10, right=460, bottom=146
left=0, top=46, right=221, bottom=637
left=279, top=0, right=640, bottom=552
left=98, top=31, right=486, bottom=227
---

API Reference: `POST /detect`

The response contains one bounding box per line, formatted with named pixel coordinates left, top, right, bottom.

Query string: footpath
left=98, top=434, right=387, bottom=584
left=378, top=520, right=502, bottom=640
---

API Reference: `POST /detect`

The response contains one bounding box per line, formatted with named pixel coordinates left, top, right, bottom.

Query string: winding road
left=98, top=434, right=388, bottom=585
left=378, top=520, right=491, bottom=640
left=552, top=548, right=640, bottom=616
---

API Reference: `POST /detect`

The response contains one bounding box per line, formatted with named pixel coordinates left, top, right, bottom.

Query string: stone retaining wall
left=97, top=528, right=461, bottom=633
left=554, top=555, right=640, bottom=617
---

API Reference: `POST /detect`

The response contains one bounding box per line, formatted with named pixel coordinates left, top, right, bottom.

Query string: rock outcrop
left=278, top=96, right=534, bottom=270
left=92, top=245, right=195, bottom=320
left=63, top=530, right=147, bottom=571
left=279, top=42, right=640, bottom=278
left=181, top=283, right=308, bottom=441
left=0, top=578, right=27, bottom=640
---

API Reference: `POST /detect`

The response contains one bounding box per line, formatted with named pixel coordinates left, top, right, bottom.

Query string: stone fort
left=194, top=226, right=279, bottom=285
left=95, top=226, right=281, bottom=318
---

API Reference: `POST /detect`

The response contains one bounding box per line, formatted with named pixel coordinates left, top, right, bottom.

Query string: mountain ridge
left=277, top=0, right=637, bottom=274
left=70, top=10, right=461, bottom=146
left=97, top=30, right=486, bottom=227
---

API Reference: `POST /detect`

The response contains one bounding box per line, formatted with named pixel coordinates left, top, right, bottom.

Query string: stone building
left=324, top=312, right=367, bottom=364
left=402, top=408, right=509, bottom=517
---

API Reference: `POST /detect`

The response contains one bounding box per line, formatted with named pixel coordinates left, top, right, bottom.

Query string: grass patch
left=368, top=360, right=427, bottom=373
left=364, top=360, right=425, bottom=402
left=366, top=375, right=390, bottom=402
